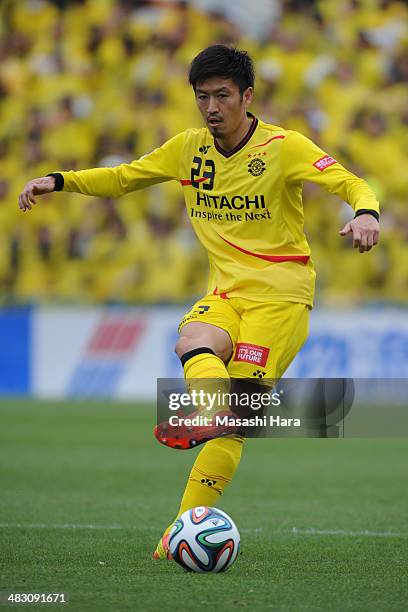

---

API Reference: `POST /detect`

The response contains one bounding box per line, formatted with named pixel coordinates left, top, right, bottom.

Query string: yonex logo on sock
left=201, top=478, right=217, bottom=487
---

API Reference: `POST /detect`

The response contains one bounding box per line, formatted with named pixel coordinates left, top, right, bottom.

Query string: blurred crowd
left=1, top=0, right=407, bottom=305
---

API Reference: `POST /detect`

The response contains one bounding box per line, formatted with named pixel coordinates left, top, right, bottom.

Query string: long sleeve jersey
left=58, top=115, right=380, bottom=306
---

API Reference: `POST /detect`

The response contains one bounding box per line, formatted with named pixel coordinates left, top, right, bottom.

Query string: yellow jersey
left=59, top=114, right=379, bottom=306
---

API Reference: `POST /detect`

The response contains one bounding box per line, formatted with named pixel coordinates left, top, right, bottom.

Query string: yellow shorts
left=179, top=294, right=309, bottom=380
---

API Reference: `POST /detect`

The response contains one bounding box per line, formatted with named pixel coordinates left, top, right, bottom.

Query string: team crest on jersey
left=248, top=157, right=266, bottom=176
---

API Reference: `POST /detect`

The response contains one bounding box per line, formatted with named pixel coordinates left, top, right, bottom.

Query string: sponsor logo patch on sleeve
left=313, top=155, right=337, bottom=171
left=233, top=343, right=269, bottom=367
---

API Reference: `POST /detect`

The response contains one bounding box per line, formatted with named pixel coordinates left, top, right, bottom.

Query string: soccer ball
left=168, top=506, right=240, bottom=573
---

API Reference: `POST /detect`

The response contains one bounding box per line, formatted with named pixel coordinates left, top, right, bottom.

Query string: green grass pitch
left=1, top=400, right=407, bottom=611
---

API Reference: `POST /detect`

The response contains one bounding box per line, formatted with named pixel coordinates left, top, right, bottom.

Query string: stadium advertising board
left=2, top=307, right=408, bottom=399
left=26, top=307, right=408, bottom=398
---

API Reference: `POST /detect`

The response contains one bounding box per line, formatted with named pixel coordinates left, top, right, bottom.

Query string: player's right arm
left=18, top=132, right=185, bottom=212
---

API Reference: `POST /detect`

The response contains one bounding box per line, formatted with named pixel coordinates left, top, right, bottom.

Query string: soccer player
left=18, top=45, right=380, bottom=560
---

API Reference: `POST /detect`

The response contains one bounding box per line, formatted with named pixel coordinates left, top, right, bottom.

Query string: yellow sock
left=160, top=350, right=241, bottom=541
left=183, top=350, right=228, bottom=379
left=183, top=350, right=230, bottom=414
left=163, top=435, right=244, bottom=537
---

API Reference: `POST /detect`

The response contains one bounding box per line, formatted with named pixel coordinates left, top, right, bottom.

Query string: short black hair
left=189, top=45, right=255, bottom=95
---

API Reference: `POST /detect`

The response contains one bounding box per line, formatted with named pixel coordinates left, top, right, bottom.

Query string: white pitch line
left=0, top=523, right=406, bottom=538
left=291, top=527, right=408, bottom=538
left=0, top=523, right=140, bottom=531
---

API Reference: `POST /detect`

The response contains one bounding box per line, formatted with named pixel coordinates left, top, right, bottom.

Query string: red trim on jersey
left=214, top=114, right=258, bottom=158
left=253, top=135, right=285, bottom=147
left=180, top=177, right=208, bottom=186
left=213, top=287, right=228, bottom=299
left=218, top=234, right=310, bottom=264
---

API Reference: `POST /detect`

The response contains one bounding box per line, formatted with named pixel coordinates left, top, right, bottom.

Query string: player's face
left=195, top=77, right=253, bottom=140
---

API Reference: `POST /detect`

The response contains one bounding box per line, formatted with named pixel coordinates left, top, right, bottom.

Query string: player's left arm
left=281, top=131, right=380, bottom=253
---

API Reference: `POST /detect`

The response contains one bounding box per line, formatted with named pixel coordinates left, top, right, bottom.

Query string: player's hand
left=18, top=176, right=56, bottom=212
left=339, top=214, right=380, bottom=253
